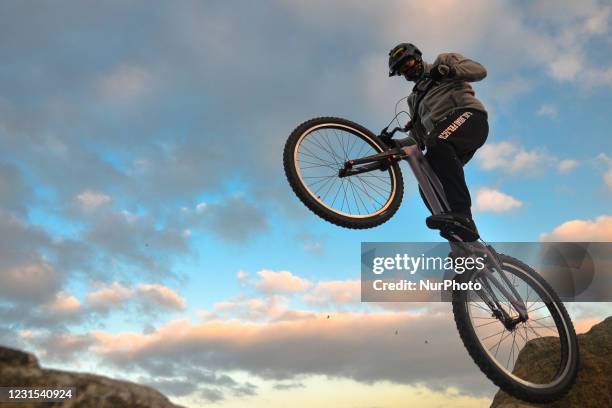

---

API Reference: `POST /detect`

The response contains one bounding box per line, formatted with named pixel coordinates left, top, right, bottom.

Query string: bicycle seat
left=426, top=213, right=480, bottom=242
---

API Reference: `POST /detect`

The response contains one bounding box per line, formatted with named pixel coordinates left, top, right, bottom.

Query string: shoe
left=426, top=213, right=480, bottom=242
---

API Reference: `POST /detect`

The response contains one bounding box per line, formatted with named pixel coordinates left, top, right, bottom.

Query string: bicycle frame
left=341, top=140, right=529, bottom=323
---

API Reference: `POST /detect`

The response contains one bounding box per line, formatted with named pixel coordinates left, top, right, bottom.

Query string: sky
left=0, top=1, right=611, bottom=407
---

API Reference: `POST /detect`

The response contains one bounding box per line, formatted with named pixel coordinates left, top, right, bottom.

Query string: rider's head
left=388, top=43, right=424, bottom=81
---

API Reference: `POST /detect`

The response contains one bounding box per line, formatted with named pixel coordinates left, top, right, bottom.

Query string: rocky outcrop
left=0, top=346, right=183, bottom=408
left=491, top=316, right=612, bottom=408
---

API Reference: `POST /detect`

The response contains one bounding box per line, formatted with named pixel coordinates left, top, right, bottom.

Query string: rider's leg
left=419, top=109, right=488, bottom=240
left=425, top=142, right=473, bottom=217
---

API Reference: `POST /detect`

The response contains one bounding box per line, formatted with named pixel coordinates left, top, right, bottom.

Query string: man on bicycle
left=387, top=42, right=488, bottom=242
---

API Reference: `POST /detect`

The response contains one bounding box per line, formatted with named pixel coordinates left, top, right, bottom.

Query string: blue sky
left=0, top=1, right=611, bottom=407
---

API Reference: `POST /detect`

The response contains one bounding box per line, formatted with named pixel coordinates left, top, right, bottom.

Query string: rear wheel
left=283, top=117, right=404, bottom=229
left=452, top=254, right=579, bottom=403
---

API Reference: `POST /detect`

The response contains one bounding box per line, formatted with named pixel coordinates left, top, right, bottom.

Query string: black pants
left=419, top=109, right=488, bottom=218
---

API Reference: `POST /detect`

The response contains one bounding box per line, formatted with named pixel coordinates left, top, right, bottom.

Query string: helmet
left=388, top=43, right=423, bottom=78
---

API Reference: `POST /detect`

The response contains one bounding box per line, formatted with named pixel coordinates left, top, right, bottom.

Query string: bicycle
left=282, top=99, right=579, bottom=402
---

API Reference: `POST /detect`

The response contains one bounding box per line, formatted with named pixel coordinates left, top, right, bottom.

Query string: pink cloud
left=137, top=284, right=186, bottom=310
left=89, top=310, right=470, bottom=389
left=213, top=295, right=289, bottom=321
left=44, top=292, right=81, bottom=315
left=255, top=270, right=311, bottom=294
left=303, top=280, right=360, bottom=306
left=540, top=215, right=612, bottom=241
left=86, top=282, right=134, bottom=311
left=0, top=262, right=62, bottom=302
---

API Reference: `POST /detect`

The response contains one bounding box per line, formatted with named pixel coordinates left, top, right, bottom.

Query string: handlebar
left=379, top=125, right=406, bottom=139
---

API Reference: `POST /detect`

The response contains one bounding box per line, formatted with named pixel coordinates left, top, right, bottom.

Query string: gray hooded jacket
left=407, top=53, right=487, bottom=145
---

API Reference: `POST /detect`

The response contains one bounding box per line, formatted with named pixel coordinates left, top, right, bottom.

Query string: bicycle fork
left=472, top=246, right=530, bottom=329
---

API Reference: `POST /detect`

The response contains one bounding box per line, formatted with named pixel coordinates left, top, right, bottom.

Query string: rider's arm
left=436, top=53, right=487, bottom=82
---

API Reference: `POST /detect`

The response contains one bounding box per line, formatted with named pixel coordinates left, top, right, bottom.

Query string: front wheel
left=452, top=254, right=579, bottom=403
left=283, top=117, right=404, bottom=229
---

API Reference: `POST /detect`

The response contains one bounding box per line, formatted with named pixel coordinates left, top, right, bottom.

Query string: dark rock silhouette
left=490, top=316, right=612, bottom=407
left=0, top=346, right=183, bottom=408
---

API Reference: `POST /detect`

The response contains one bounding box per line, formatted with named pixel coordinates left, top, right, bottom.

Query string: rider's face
left=400, top=58, right=420, bottom=81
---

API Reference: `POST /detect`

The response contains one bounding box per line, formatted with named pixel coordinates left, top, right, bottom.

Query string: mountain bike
left=282, top=108, right=579, bottom=402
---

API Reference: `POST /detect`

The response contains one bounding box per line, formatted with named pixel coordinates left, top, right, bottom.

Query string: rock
left=490, top=316, right=612, bottom=408
left=0, top=345, right=184, bottom=408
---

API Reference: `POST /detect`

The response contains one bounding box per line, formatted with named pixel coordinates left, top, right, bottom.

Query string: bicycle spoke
left=307, top=175, right=335, bottom=188
left=506, top=331, right=517, bottom=369
left=355, top=176, right=380, bottom=213
left=304, top=134, right=342, bottom=165
left=350, top=178, right=386, bottom=207
left=297, top=159, right=338, bottom=171
left=318, top=130, right=344, bottom=165
left=321, top=177, right=339, bottom=202
left=475, top=320, right=501, bottom=328
left=346, top=178, right=362, bottom=215
left=483, top=328, right=508, bottom=342
left=298, top=144, right=337, bottom=165
left=312, top=176, right=337, bottom=197
left=528, top=303, right=548, bottom=313
left=347, top=177, right=369, bottom=215
left=358, top=176, right=391, bottom=198
left=330, top=179, right=342, bottom=208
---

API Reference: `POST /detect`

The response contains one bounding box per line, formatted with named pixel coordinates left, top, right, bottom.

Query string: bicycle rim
left=466, top=261, right=573, bottom=389
left=293, top=123, right=397, bottom=218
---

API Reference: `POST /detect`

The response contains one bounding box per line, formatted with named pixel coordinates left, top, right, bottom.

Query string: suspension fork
left=474, top=246, right=529, bottom=323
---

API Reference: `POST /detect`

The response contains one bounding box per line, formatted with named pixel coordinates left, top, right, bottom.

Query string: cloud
left=84, top=208, right=190, bottom=278
left=76, top=190, right=112, bottom=209
left=302, top=280, right=361, bottom=307
left=137, top=283, right=186, bottom=311
left=21, top=331, right=94, bottom=362
left=548, top=53, right=582, bottom=81
left=557, top=159, right=578, bottom=174
left=140, top=378, right=198, bottom=397
left=536, top=104, right=558, bottom=118
left=0, top=161, right=32, bottom=216
left=597, top=153, right=612, bottom=191
left=477, top=142, right=541, bottom=173
left=86, top=281, right=134, bottom=312
left=294, top=232, right=324, bottom=254
left=255, top=270, right=311, bottom=294
left=86, top=281, right=186, bottom=313
left=202, top=195, right=268, bottom=242
left=540, top=215, right=612, bottom=241
left=272, top=381, right=305, bottom=390
left=0, top=209, right=89, bottom=280
left=213, top=295, right=289, bottom=321
left=474, top=188, right=523, bottom=213
left=89, top=310, right=490, bottom=396
left=95, top=64, right=153, bottom=104
left=43, top=292, right=81, bottom=315
left=236, top=270, right=249, bottom=286
left=477, top=141, right=577, bottom=175
left=606, top=171, right=612, bottom=191
left=0, top=262, right=63, bottom=303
